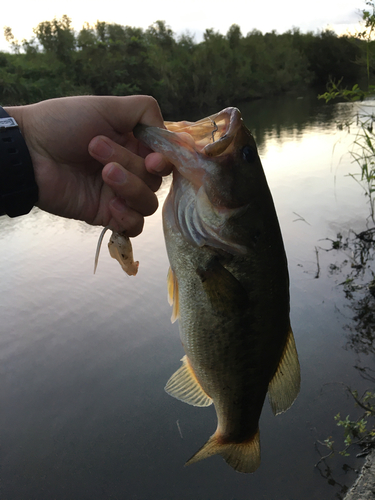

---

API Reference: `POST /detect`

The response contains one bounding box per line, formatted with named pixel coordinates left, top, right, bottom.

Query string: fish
left=133, top=107, right=300, bottom=473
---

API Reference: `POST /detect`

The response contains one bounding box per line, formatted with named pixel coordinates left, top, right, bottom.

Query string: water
left=2, top=95, right=375, bottom=499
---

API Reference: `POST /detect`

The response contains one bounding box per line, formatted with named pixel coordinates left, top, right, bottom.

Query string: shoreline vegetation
left=0, top=16, right=370, bottom=116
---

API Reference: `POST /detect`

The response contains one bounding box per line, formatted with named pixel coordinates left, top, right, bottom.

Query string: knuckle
left=114, top=148, right=132, bottom=169
left=143, top=95, right=159, bottom=109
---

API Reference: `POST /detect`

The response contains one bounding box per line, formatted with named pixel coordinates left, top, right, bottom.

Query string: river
left=1, top=94, right=375, bottom=499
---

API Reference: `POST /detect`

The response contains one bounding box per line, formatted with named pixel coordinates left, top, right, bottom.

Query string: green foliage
left=316, top=226, right=375, bottom=466
left=33, top=15, right=75, bottom=64
left=300, top=30, right=362, bottom=87
left=357, top=1, right=375, bottom=84
left=318, top=80, right=367, bottom=103
left=318, top=390, right=375, bottom=462
left=349, top=122, right=375, bottom=221
left=0, top=16, right=370, bottom=111
left=334, top=412, right=369, bottom=454
left=318, top=80, right=375, bottom=221
left=3, top=26, right=20, bottom=53
left=317, top=1, right=375, bottom=223
left=329, top=390, right=375, bottom=456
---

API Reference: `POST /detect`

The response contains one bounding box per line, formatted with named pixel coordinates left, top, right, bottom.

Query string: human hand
left=5, top=95, right=172, bottom=236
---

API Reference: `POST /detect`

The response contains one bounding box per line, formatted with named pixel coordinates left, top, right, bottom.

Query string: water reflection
left=322, top=229, right=375, bottom=362
left=315, top=461, right=352, bottom=500
left=240, top=92, right=356, bottom=151
left=312, top=218, right=375, bottom=496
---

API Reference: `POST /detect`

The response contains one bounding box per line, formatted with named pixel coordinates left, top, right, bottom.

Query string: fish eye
left=242, top=146, right=257, bottom=163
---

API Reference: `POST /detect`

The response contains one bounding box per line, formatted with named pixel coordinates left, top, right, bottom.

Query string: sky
left=1, top=0, right=367, bottom=53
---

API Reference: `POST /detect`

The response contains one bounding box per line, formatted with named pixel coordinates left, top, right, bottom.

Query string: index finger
left=100, top=95, right=166, bottom=132
left=89, top=136, right=162, bottom=192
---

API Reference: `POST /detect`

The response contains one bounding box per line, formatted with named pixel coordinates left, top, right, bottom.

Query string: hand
left=5, top=95, right=172, bottom=236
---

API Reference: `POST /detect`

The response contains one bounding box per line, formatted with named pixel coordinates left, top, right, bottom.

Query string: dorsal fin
left=268, top=327, right=300, bottom=415
left=165, top=355, right=212, bottom=407
left=167, top=267, right=180, bottom=323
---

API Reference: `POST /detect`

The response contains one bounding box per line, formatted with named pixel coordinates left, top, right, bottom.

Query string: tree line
left=0, top=16, right=371, bottom=116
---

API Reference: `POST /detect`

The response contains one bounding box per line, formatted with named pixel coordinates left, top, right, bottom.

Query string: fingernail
left=91, top=138, right=113, bottom=159
left=110, top=197, right=127, bottom=212
left=146, top=154, right=164, bottom=173
left=106, top=163, right=127, bottom=184
left=151, top=159, right=164, bottom=173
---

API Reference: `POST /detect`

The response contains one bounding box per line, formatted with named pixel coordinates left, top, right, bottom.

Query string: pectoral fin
left=268, top=327, right=300, bottom=415
left=196, top=259, right=249, bottom=315
left=167, top=267, right=180, bottom=323
left=165, top=355, right=212, bottom=407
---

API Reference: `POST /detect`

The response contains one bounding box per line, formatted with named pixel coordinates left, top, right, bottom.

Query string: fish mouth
left=164, top=107, right=243, bottom=157
left=134, top=108, right=243, bottom=156
left=134, top=125, right=198, bottom=165
left=134, top=107, right=244, bottom=183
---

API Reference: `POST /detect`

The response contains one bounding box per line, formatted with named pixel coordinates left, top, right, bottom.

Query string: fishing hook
left=210, top=119, right=218, bottom=142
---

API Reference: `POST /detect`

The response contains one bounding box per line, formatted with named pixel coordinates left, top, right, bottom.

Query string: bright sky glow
left=1, top=0, right=366, bottom=53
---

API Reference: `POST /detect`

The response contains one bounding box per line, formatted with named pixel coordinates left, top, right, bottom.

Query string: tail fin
left=185, top=430, right=260, bottom=473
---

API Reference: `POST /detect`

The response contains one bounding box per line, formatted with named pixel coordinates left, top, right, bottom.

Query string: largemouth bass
left=134, top=107, right=300, bottom=473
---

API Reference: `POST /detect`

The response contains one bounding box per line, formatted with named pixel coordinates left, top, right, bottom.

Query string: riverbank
left=344, top=451, right=375, bottom=500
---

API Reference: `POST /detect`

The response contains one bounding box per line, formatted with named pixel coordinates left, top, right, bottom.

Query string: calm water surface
left=2, top=96, right=375, bottom=499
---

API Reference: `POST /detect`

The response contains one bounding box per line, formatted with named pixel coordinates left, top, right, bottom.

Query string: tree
left=146, top=21, right=175, bottom=50
left=357, top=0, right=375, bottom=86
left=226, top=24, right=242, bottom=50
left=3, top=27, right=20, bottom=53
left=33, top=15, right=75, bottom=63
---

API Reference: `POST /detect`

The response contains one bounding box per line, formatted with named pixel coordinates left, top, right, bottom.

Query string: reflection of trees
left=346, top=293, right=375, bottom=356
left=322, top=228, right=375, bottom=362
left=328, top=229, right=375, bottom=361
left=241, top=94, right=354, bottom=151
left=314, top=460, right=351, bottom=500
left=316, top=230, right=375, bottom=495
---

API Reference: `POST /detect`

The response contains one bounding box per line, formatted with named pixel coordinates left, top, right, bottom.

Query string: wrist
left=3, top=106, right=24, bottom=129
left=0, top=106, right=39, bottom=217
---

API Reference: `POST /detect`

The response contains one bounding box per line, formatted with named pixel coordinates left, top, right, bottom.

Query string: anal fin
left=165, top=355, right=212, bottom=407
left=167, top=267, right=180, bottom=323
left=268, top=327, right=300, bottom=415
